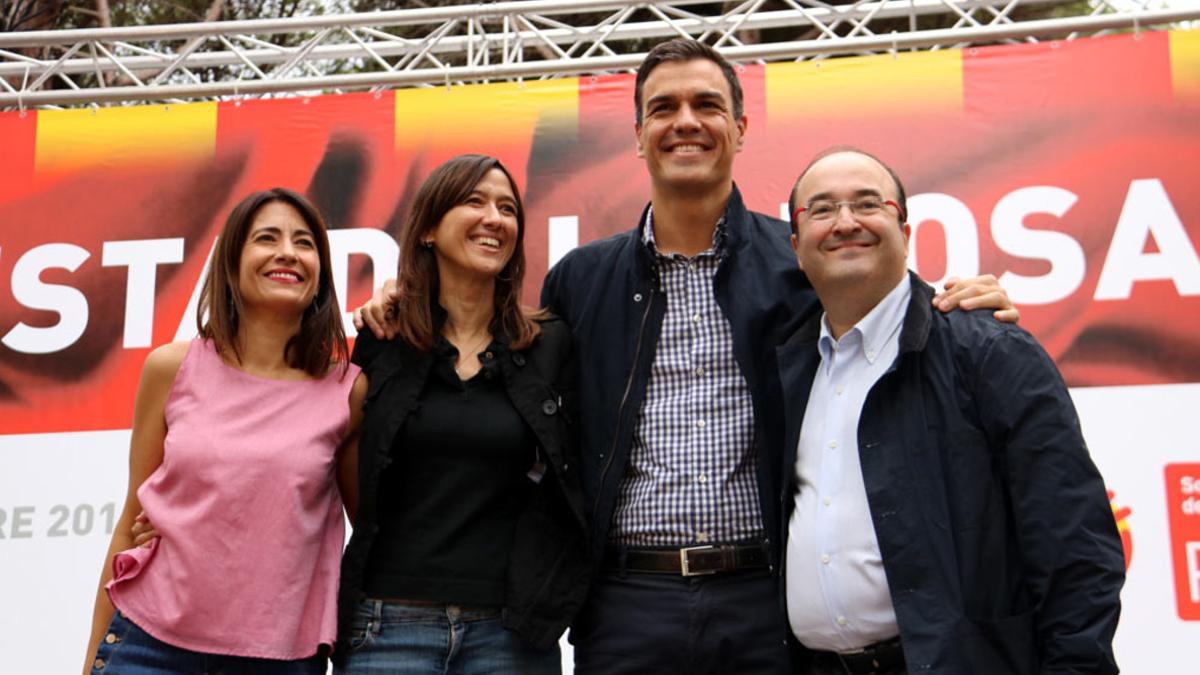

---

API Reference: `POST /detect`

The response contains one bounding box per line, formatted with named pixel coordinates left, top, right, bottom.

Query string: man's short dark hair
left=788, top=146, right=909, bottom=237
left=634, top=38, right=744, bottom=125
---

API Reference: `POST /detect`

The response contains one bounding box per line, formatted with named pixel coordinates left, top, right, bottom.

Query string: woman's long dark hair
left=393, top=154, right=542, bottom=352
left=197, top=187, right=348, bottom=378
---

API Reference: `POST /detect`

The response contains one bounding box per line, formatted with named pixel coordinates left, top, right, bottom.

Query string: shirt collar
left=817, top=275, right=912, bottom=366
left=642, top=205, right=727, bottom=259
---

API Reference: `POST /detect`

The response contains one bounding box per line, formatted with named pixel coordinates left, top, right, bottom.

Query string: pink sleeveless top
left=107, top=339, right=360, bottom=659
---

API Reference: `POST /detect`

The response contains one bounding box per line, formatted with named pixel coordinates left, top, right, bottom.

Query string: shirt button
left=837, top=616, right=848, bottom=627
left=697, top=474, right=707, bottom=483
left=105, top=633, right=118, bottom=644
left=823, top=497, right=832, bottom=506
left=835, top=385, right=844, bottom=395
left=633, top=293, right=643, bottom=302
left=695, top=366, right=706, bottom=376
left=866, top=350, right=876, bottom=359
left=821, top=554, right=830, bottom=564
left=692, top=313, right=702, bottom=323
left=697, top=532, right=709, bottom=542
left=94, top=659, right=106, bottom=670
left=828, top=440, right=837, bottom=449
left=696, top=419, right=706, bottom=429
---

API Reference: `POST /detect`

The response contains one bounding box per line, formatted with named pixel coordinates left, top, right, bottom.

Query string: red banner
left=1165, top=463, right=1200, bottom=620
left=1, top=31, right=1198, bottom=434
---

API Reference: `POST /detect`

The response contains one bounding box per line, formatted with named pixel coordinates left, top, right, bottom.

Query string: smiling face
left=635, top=58, right=747, bottom=198
left=791, top=151, right=911, bottom=299
left=237, top=200, right=320, bottom=316
left=425, top=168, right=520, bottom=283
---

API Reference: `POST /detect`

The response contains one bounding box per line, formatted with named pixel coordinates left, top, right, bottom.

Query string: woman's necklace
left=448, top=330, right=492, bottom=375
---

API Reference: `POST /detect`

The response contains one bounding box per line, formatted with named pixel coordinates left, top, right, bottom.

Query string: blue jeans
left=336, top=599, right=561, bottom=674
left=90, top=610, right=327, bottom=674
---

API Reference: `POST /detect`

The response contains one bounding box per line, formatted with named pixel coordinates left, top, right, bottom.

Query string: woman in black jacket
left=335, top=154, right=590, bottom=673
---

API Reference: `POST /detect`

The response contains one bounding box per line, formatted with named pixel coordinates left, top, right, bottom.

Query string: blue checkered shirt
left=608, top=209, right=764, bottom=547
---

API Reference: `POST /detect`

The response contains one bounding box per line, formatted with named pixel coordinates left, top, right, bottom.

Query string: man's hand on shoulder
left=352, top=278, right=402, bottom=340
left=932, top=275, right=1020, bottom=324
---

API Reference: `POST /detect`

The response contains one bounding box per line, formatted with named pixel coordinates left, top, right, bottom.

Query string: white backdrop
left=1, top=383, right=1192, bottom=672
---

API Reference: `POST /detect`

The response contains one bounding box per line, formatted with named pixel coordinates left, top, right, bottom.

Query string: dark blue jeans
left=570, top=569, right=792, bottom=675
left=90, top=610, right=326, bottom=674
left=335, top=599, right=561, bottom=674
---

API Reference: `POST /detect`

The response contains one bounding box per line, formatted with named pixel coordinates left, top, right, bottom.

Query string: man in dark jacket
left=778, top=147, right=1124, bottom=674
left=538, top=43, right=1017, bottom=674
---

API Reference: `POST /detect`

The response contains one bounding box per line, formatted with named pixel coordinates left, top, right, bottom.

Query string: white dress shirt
left=785, top=277, right=911, bottom=652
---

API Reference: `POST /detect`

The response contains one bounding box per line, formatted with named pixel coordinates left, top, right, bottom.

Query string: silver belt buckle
left=679, top=544, right=718, bottom=576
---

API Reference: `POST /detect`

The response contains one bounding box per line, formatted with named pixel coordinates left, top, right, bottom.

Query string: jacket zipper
left=591, top=281, right=657, bottom=520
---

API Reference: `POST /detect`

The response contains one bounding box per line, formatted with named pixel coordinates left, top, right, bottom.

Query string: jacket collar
left=779, top=270, right=935, bottom=356
left=898, top=271, right=934, bottom=355
left=635, top=183, right=752, bottom=262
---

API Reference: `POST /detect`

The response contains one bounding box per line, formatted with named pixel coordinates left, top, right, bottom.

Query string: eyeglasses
left=792, top=196, right=903, bottom=224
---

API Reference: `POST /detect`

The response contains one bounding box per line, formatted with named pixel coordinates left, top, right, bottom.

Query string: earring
left=421, top=239, right=434, bottom=249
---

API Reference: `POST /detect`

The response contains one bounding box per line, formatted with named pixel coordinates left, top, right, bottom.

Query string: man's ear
left=901, top=222, right=912, bottom=252
left=790, top=233, right=803, bottom=270
left=635, top=122, right=645, bottom=159
left=735, top=115, right=748, bottom=152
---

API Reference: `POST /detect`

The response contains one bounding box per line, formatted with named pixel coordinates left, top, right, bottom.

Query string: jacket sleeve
left=542, top=260, right=564, bottom=317
left=969, top=326, right=1125, bottom=675
left=350, top=327, right=384, bottom=370
left=550, top=320, right=580, bottom=460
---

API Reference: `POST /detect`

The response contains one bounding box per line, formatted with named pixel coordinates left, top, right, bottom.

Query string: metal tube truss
left=1, top=0, right=1197, bottom=109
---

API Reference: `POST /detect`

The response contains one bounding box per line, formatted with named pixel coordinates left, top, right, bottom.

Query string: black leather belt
left=810, top=636, right=905, bottom=675
left=604, top=543, right=769, bottom=576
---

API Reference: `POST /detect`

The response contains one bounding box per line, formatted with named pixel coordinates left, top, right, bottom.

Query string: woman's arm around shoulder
left=81, top=341, right=188, bottom=674
left=337, top=371, right=368, bottom=527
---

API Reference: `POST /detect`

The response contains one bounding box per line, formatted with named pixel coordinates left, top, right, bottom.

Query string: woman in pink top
left=82, top=188, right=368, bottom=674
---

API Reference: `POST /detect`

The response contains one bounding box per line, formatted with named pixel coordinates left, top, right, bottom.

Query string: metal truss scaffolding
left=2, top=0, right=1198, bottom=109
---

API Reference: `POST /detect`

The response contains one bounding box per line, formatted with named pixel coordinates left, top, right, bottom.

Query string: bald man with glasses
left=777, top=147, right=1124, bottom=675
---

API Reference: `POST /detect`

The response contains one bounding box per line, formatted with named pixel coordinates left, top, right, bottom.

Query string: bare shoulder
left=141, top=340, right=191, bottom=387
left=349, top=371, right=368, bottom=407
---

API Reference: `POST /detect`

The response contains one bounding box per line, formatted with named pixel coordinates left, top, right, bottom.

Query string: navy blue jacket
left=777, top=273, right=1125, bottom=674
left=540, top=185, right=818, bottom=563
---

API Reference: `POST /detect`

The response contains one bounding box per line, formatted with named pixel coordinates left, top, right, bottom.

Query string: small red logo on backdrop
left=1108, top=490, right=1132, bottom=570
left=1165, top=464, right=1200, bottom=621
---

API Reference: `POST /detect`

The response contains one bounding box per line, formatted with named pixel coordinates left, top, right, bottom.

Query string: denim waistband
left=356, top=598, right=501, bottom=623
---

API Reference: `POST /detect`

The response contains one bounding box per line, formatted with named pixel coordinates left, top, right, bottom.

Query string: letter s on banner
left=3, top=243, right=90, bottom=354
left=991, top=186, right=1084, bottom=305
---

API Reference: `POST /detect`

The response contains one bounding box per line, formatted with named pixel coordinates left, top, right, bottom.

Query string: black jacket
left=777, top=273, right=1125, bottom=674
left=335, top=317, right=591, bottom=657
left=540, top=185, right=819, bottom=563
